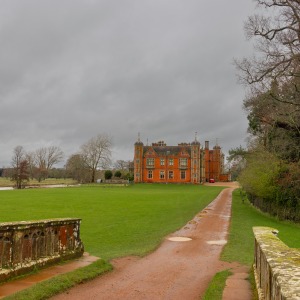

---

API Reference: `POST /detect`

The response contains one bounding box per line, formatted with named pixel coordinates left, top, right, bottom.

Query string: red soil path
left=51, top=185, right=252, bottom=300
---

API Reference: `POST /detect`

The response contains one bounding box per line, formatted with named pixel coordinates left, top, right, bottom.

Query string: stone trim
left=253, top=226, right=300, bottom=300
left=0, top=218, right=84, bottom=282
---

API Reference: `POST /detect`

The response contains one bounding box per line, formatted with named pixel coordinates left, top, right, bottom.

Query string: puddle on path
left=206, top=240, right=227, bottom=245
left=167, top=237, right=192, bottom=242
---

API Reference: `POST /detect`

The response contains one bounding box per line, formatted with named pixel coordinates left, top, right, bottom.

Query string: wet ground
left=0, top=253, right=99, bottom=299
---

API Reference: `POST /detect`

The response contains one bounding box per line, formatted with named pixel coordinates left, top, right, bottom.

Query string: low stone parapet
left=253, top=226, right=300, bottom=300
left=0, top=218, right=84, bottom=282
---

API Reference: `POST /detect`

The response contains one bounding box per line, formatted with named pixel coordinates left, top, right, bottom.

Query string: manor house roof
left=143, top=145, right=192, bottom=156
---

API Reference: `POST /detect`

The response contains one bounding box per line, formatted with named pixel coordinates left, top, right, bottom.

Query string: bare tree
left=25, top=151, right=36, bottom=180
left=66, top=153, right=90, bottom=183
left=235, top=0, right=300, bottom=221
left=34, top=147, right=47, bottom=181
left=114, top=160, right=130, bottom=171
left=236, top=0, right=300, bottom=105
left=34, top=146, right=64, bottom=181
left=11, top=146, right=29, bottom=189
left=236, top=0, right=300, bottom=160
left=46, top=146, right=64, bottom=169
left=81, top=134, right=112, bottom=183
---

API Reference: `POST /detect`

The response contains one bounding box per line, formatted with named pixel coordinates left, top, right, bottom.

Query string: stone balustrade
left=0, top=218, right=84, bottom=282
left=253, top=227, right=300, bottom=300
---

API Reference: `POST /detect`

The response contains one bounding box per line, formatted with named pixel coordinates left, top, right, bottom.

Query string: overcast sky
left=0, top=0, right=257, bottom=167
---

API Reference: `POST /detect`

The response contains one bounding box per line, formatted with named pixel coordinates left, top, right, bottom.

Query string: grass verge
left=201, top=269, right=232, bottom=300
left=221, top=189, right=300, bottom=266
left=3, top=259, right=112, bottom=300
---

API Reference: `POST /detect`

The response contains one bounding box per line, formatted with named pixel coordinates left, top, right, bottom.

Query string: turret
left=191, top=132, right=201, bottom=183
left=134, top=133, right=144, bottom=183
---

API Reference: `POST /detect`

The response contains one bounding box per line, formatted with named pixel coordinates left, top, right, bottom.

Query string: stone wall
left=253, top=226, right=300, bottom=300
left=0, top=218, right=84, bottom=282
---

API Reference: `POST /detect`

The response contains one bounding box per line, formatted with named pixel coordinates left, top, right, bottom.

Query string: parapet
left=0, top=218, right=84, bottom=282
left=253, top=226, right=300, bottom=299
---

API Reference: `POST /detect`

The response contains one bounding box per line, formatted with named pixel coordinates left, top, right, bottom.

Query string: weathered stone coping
left=253, top=226, right=300, bottom=300
left=0, top=218, right=84, bottom=282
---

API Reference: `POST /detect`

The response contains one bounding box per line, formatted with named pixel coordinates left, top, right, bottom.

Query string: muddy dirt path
left=52, top=187, right=239, bottom=300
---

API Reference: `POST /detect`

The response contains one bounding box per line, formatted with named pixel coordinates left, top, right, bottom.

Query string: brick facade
left=134, top=136, right=229, bottom=184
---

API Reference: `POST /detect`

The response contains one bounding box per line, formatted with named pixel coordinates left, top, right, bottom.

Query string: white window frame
left=146, top=158, right=155, bottom=166
left=179, top=158, right=187, bottom=167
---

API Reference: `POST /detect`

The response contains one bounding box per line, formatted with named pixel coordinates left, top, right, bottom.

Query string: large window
left=148, top=170, right=153, bottom=179
left=179, top=158, right=188, bottom=167
left=180, top=171, right=186, bottom=180
left=146, top=158, right=155, bottom=166
left=160, top=171, right=165, bottom=179
left=160, top=158, right=165, bottom=166
left=168, top=158, right=174, bottom=166
left=168, top=171, right=174, bottom=179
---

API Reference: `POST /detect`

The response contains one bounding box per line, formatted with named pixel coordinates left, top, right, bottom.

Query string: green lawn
left=0, top=184, right=224, bottom=260
left=222, top=189, right=300, bottom=266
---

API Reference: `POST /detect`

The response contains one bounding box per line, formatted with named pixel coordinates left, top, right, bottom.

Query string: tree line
left=229, top=0, right=300, bottom=222
left=3, top=134, right=133, bottom=188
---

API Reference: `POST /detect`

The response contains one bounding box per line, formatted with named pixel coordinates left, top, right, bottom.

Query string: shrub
left=114, top=170, right=122, bottom=178
left=104, top=170, right=113, bottom=180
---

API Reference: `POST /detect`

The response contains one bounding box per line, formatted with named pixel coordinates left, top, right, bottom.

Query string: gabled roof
left=143, top=145, right=191, bottom=157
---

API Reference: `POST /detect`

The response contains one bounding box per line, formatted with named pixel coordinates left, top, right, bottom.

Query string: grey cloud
left=0, top=0, right=256, bottom=167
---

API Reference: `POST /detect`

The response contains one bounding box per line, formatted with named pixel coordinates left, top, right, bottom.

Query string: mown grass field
left=0, top=184, right=224, bottom=260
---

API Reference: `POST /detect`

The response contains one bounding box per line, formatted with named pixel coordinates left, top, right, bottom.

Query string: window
left=136, top=173, right=140, bottom=178
left=160, top=171, right=165, bottom=179
left=136, top=159, right=140, bottom=164
left=180, top=171, right=186, bottom=180
left=160, top=158, right=165, bottom=166
left=169, top=158, right=174, bottom=166
left=146, top=158, right=154, bottom=166
left=148, top=170, right=153, bottom=179
left=179, top=158, right=187, bottom=167
left=168, top=171, right=174, bottom=179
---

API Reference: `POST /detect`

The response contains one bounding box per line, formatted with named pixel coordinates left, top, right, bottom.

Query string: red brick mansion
left=134, top=135, right=230, bottom=184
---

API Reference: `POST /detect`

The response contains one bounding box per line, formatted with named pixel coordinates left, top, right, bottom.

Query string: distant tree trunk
left=11, top=146, right=29, bottom=189
left=80, top=134, right=112, bottom=183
